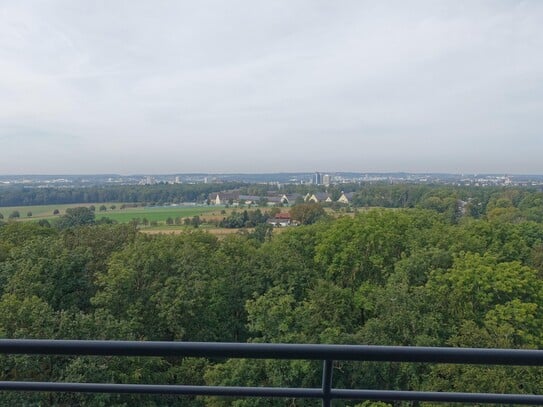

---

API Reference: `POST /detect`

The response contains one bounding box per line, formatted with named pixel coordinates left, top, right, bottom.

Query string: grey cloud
left=0, top=1, right=542, bottom=174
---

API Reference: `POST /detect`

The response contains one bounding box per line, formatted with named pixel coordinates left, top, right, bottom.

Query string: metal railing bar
left=1, top=382, right=542, bottom=405
left=321, top=359, right=333, bottom=407
left=1, top=340, right=543, bottom=365
left=330, top=389, right=543, bottom=405
left=0, top=382, right=322, bottom=398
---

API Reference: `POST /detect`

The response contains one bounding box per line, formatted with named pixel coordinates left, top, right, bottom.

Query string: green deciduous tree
left=1, top=236, right=94, bottom=311
left=427, top=252, right=543, bottom=346
left=55, top=207, right=95, bottom=229
left=289, top=203, right=326, bottom=225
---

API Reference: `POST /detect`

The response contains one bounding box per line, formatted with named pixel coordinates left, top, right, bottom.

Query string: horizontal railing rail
left=1, top=339, right=543, bottom=405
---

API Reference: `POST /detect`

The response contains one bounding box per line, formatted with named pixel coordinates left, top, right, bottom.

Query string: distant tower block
left=323, top=174, right=331, bottom=186
left=314, top=172, right=322, bottom=185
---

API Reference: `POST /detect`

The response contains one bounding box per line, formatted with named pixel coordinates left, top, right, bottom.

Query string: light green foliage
left=314, top=210, right=428, bottom=286
left=253, top=223, right=324, bottom=300
left=0, top=294, right=56, bottom=338
left=246, top=287, right=299, bottom=342
left=428, top=253, right=543, bottom=346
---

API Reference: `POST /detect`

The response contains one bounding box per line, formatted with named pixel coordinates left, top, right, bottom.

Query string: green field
left=96, top=206, right=219, bottom=223
left=0, top=203, right=222, bottom=224
left=0, top=203, right=125, bottom=220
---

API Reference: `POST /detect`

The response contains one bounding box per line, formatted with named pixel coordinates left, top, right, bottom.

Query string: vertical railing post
left=322, top=359, right=333, bottom=407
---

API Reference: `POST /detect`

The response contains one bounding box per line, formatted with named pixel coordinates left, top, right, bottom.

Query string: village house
left=337, top=192, right=355, bottom=204
left=306, top=192, right=333, bottom=203
left=238, top=195, right=260, bottom=205
left=210, top=190, right=355, bottom=207
left=267, top=212, right=294, bottom=227
left=280, top=193, right=303, bottom=205
left=209, top=191, right=239, bottom=205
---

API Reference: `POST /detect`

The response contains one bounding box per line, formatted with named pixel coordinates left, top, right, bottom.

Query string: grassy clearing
left=141, top=227, right=243, bottom=237
left=97, top=206, right=220, bottom=223
left=0, top=203, right=226, bottom=223
left=0, top=202, right=297, bottom=238
left=0, top=203, right=125, bottom=220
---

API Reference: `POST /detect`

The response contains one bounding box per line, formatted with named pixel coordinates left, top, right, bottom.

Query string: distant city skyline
left=1, top=1, right=543, bottom=174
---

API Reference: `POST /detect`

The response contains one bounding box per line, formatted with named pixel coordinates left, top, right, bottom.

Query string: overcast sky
left=1, top=1, right=542, bottom=175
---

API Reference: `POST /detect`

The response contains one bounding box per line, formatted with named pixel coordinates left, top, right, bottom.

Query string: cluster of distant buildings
left=313, top=172, right=333, bottom=186
left=139, top=175, right=210, bottom=185
left=137, top=172, right=336, bottom=186
left=3, top=172, right=543, bottom=189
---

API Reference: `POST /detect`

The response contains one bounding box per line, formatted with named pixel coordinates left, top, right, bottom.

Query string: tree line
left=0, top=182, right=244, bottom=207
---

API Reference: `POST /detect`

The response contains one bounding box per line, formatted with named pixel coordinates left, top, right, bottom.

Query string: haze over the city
left=1, top=1, right=542, bottom=175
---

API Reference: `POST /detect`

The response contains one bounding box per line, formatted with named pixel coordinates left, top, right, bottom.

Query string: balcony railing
left=1, top=339, right=543, bottom=406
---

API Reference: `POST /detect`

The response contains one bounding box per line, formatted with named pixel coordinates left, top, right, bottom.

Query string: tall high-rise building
left=323, top=174, right=332, bottom=186
left=314, top=172, right=322, bottom=185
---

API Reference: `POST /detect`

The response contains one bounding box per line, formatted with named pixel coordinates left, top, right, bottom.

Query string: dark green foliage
left=0, top=182, right=245, bottom=206
left=8, top=210, right=19, bottom=219
left=219, top=210, right=269, bottom=228
left=289, top=203, right=326, bottom=225
left=191, top=215, right=201, bottom=228
left=55, top=206, right=95, bottom=229
left=248, top=223, right=273, bottom=242
left=1, top=237, right=94, bottom=311
left=0, top=221, right=57, bottom=246
left=37, top=219, right=51, bottom=228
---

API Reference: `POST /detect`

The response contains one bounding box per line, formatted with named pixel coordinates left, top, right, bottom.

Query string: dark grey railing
left=1, top=340, right=543, bottom=406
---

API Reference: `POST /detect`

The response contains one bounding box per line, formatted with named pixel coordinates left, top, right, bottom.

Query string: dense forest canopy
left=1, top=186, right=543, bottom=405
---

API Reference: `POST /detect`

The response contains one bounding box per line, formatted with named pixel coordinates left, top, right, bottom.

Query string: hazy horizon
left=2, top=171, right=543, bottom=178
left=2, top=1, right=542, bottom=174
